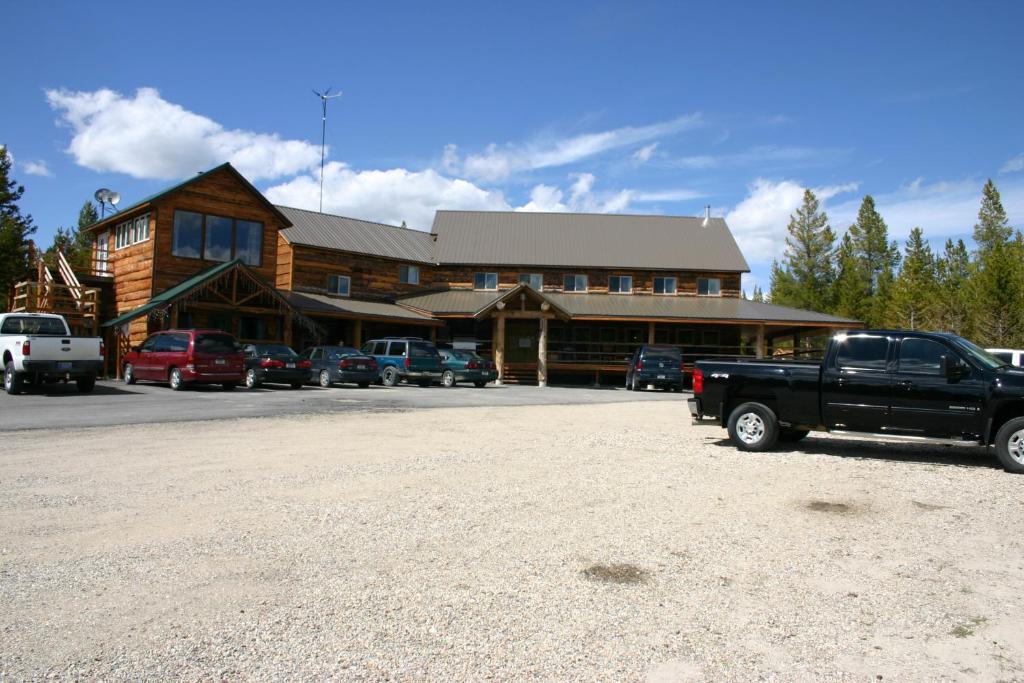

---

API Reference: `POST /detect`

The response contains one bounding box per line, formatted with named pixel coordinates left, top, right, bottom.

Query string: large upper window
left=654, top=276, right=677, bottom=295
left=474, top=272, right=498, bottom=290
left=399, top=265, right=420, bottom=285
left=328, top=275, right=351, bottom=296
left=172, top=210, right=263, bottom=265
left=518, top=273, right=543, bottom=290
left=563, top=275, right=588, bottom=292
left=835, top=334, right=890, bottom=371
left=115, top=214, right=150, bottom=250
left=608, top=275, right=632, bottom=294
left=697, top=277, right=721, bottom=296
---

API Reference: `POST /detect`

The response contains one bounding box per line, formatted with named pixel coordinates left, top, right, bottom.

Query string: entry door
left=889, top=337, right=984, bottom=438
left=821, top=334, right=893, bottom=432
left=505, top=320, right=538, bottom=363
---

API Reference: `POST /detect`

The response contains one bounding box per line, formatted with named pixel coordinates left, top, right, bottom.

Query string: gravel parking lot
left=2, top=399, right=1023, bottom=680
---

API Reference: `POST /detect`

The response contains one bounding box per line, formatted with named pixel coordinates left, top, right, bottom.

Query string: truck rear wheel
left=4, top=361, right=24, bottom=395
left=994, top=416, right=1024, bottom=473
left=727, top=402, right=779, bottom=452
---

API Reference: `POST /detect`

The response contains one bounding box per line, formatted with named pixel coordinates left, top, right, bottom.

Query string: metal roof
left=278, top=206, right=435, bottom=263
left=284, top=291, right=439, bottom=323
left=431, top=210, right=751, bottom=271
left=397, top=288, right=856, bottom=325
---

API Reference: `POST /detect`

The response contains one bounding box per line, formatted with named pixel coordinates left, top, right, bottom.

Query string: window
left=115, top=213, right=150, bottom=250
left=410, top=341, right=440, bottom=358
left=898, top=338, right=948, bottom=375
left=172, top=210, right=263, bottom=264
left=399, top=265, right=420, bottom=285
left=172, top=211, right=203, bottom=259
left=519, top=273, right=543, bottom=290
left=609, top=275, right=632, bottom=294
left=239, top=317, right=267, bottom=340
left=0, top=316, right=68, bottom=335
left=328, top=275, right=351, bottom=296
left=139, top=335, right=158, bottom=353
left=697, top=278, right=721, bottom=296
left=654, top=277, right=677, bottom=295
left=992, top=351, right=1014, bottom=364
left=387, top=341, right=408, bottom=356
left=563, top=274, right=588, bottom=292
left=702, top=331, right=720, bottom=346
left=474, top=272, right=498, bottom=290
left=94, top=232, right=110, bottom=274
left=195, top=333, right=238, bottom=354
left=835, top=335, right=890, bottom=370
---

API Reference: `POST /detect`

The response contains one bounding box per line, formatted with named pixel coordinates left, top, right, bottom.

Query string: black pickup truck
left=688, top=330, right=1024, bottom=473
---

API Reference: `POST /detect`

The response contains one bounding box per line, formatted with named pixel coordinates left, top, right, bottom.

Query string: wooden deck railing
left=10, top=281, right=100, bottom=335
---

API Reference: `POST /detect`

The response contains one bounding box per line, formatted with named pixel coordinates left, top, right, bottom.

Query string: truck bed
left=694, top=358, right=823, bottom=427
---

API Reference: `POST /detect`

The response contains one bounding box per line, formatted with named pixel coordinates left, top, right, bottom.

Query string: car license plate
left=657, top=374, right=666, bottom=379
left=357, top=364, right=367, bottom=370
left=56, top=361, right=71, bottom=370
left=286, top=363, right=295, bottom=368
left=215, top=358, right=226, bottom=365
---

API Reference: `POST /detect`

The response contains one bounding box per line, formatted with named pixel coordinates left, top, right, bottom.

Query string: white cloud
left=632, top=142, right=659, bottom=164
left=632, top=189, right=705, bottom=202
left=265, top=161, right=510, bottom=229
left=46, top=87, right=321, bottom=181
left=1001, top=153, right=1024, bottom=174
left=668, top=145, right=849, bottom=170
left=22, top=160, right=53, bottom=177
left=456, top=114, right=702, bottom=181
left=725, top=178, right=860, bottom=265
left=515, top=173, right=635, bottom=214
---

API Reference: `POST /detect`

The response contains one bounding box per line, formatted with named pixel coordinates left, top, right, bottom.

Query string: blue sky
left=5, top=1, right=1024, bottom=293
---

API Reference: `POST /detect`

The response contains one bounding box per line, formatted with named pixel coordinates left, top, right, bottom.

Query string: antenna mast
left=312, top=87, right=342, bottom=213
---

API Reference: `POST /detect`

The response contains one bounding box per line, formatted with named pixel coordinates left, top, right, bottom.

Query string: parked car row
left=114, top=330, right=497, bottom=392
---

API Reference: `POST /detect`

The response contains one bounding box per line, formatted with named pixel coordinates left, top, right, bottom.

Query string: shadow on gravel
left=806, top=500, right=854, bottom=514
left=582, top=563, right=650, bottom=584
left=6, top=383, right=142, bottom=397
left=708, top=437, right=1000, bottom=470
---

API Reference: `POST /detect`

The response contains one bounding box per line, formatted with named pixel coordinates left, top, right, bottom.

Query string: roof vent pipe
left=702, top=205, right=711, bottom=227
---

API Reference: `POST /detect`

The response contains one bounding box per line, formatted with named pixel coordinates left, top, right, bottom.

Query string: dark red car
left=122, top=329, right=245, bottom=390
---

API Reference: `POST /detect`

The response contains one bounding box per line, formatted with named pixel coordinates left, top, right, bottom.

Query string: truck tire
left=76, top=377, right=96, bottom=393
left=382, top=366, right=399, bottom=387
left=727, top=402, right=779, bottom=452
left=778, top=428, right=810, bottom=443
left=994, top=416, right=1024, bottom=474
left=4, top=361, right=24, bottom=395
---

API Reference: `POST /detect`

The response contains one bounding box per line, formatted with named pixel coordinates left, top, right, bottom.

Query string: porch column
left=429, top=327, right=437, bottom=343
left=283, top=311, right=293, bottom=347
left=793, top=331, right=801, bottom=357
left=494, top=314, right=506, bottom=385
left=756, top=324, right=766, bottom=359
left=537, top=317, right=548, bottom=387
left=648, top=321, right=656, bottom=344
left=352, top=319, right=363, bottom=347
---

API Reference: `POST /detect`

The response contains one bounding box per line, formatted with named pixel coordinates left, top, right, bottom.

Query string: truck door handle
left=898, top=380, right=913, bottom=390
left=835, top=377, right=846, bottom=386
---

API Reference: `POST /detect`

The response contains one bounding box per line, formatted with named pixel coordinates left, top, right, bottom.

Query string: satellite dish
left=94, top=188, right=111, bottom=203
left=93, top=188, right=120, bottom=217
left=108, top=191, right=120, bottom=206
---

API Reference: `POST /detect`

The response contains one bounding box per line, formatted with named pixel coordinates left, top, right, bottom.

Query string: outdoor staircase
left=500, top=363, right=538, bottom=385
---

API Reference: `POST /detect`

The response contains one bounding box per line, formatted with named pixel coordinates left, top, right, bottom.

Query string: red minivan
left=122, top=329, right=245, bottom=390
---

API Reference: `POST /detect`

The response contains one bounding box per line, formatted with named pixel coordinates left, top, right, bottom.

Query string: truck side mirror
left=940, top=355, right=966, bottom=378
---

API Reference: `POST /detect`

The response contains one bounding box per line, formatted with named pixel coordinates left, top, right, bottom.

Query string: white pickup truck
left=1, top=313, right=104, bottom=395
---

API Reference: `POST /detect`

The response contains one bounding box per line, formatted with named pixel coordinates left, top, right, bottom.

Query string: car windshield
left=254, top=344, right=296, bottom=357
left=410, top=342, right=440, bottom=358
left=949, top=335, right=1007, bottom=370
left=0, top=316, right=68, bottom=335
left=325, top=346, right=360, bottom=360
left=195, top=334, right=238, bottom=355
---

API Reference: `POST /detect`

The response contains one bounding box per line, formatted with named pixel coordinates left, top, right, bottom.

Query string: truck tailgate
left=25, top=336, right=102, bottom=361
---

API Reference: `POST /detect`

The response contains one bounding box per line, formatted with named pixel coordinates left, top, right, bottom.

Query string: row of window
left=115, top=213, right=150, bottom=250
left=470, top=273, right=720, bottom=295
left=172, top=210, right=264, bottom=266
left=835, top=335, right=952, bottom=375
left=327, top=264, right=422, bottom=297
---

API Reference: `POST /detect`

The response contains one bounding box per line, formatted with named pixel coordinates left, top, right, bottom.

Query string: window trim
left=697, top=277, right=722, bottom=297
left=171, top=210, right=264, bottom=266
left=399, top=264, right=420, bottom=285
left=654, top=276, right=677, bottom=295
left=474, top=272, right=498, bottom=291
left=563, top=274, right=588, bottom=293
left=608, top=275, right=633, bottom=294
left=114, top=213, right=150, bottom=251
left=327, top=274, right=351, bottom=297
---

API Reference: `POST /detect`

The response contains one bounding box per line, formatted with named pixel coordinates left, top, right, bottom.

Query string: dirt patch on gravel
left=806, top=500, right=854, bottom=513
left=581, top=563, right=650, bottom=584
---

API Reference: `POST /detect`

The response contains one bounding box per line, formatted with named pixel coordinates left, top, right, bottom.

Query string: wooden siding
left=285, top=244, right=429, bottom=298
left=276, top=232, right=293, bottom=290
left=151, top=167, right=285, bottom=296
left=101, top=212, right=156, bottom=316
left=430, top=266, right=742, bottom=297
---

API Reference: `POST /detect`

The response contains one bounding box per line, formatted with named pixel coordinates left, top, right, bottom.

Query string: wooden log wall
left=102, top=212, right=156, bottom=321
left=285, top=244, right=431, bottom=299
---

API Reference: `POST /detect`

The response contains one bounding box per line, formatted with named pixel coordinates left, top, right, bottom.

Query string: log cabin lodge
left=29, top=163, right=856, bottom=385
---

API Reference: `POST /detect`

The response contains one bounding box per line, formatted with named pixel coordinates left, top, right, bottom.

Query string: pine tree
left=935, top=238, right=971, bottom=336
left=0, top=147, right=37, bottom=310
left=45, top=201, right=97, bottom=271
left=768, top=189, right=836, bottom=311
left=969, top=180, right=1024, bottom=346
left=752, top=285, right=765, bottom=303
left=886, top=227, right=937, bottom=329
left=832, top=233, right=863, bottom=320
left=841, top=196, right=900, bottom=326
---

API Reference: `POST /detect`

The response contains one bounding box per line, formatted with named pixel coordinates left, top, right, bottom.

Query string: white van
left=987, top=348, right=1024, bottom=367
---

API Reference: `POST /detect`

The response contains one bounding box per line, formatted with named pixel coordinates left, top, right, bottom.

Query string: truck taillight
left=22, top=340, right=30, bottom=356
left=404, top=357, right=411, bottom=369
left=636, top=360, right=643, bottom=371
left=100, top=341, right=105, bottom=358
left=693, top=368, right=704, bottom=395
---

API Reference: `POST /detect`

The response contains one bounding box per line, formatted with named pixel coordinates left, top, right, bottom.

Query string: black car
left=243, top=343, right=310, bottom=389
left=300, top=345, right=378, bottom=388
left=625, top=344, right=684, bottom=392
left=690, top=329, right=1024, bottom=473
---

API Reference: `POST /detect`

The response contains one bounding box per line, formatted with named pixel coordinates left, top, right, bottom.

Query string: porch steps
left=500, top=364, right=538, bottom=386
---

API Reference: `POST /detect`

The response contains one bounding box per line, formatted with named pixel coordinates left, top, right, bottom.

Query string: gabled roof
left=278, top=206, right=435, bottom=263
left=85, top=163, right=292, bottom=233
left=283, top=291, right=441, bottom=325
left=431, top=210, right=751, bottom=272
